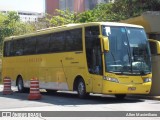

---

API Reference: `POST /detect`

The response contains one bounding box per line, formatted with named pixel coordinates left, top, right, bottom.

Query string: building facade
left=0, top=10, right=44, bottom=22
left=45, top=0, right=115, bottom=15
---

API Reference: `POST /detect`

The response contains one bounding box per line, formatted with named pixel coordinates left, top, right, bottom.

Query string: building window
left=85, top=0, right=110, bottom=10
left=97, top=0, right=108, bottom=4
left=59, top=0, right=74, bottom=11
left=85, top=0, right=98, bottom=10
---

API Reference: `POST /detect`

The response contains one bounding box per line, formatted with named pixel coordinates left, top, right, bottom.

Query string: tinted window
left=65, top=28, right=82, bottom=51
left=85, top=26, right=102, bottom=75
left=50, top=32, right=65, bottom=52
left=4, top=28, right=83, bottom=57
left=37, top=35, right=50, bottom=54
left=4, top=41, right=12, bottom=56
left=50, top=28, right=82, bottom=52
left=23, top=37, right=36, bottom=55
left=14, top=39, right=24, bottom=56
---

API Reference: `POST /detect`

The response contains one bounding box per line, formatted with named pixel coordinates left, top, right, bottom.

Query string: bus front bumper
left=102, top=81, right=151, bottom=94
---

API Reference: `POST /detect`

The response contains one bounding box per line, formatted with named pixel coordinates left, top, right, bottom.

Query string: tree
left=111, top=0, right=160, bottom=21
left=12, top=22, right=34, bottom=36
left=0, top=11, right=35, bottom=52
left=78, top=10, right=96, bottom=22
left=49, top=9, right=80, bottom=27
left=88, top=0, right=160, bottom=22
left=30, top=14, right=51, bottom=30
left=47, top=1, right=160, bottom=26
left=0, top=12, right=15, bottom=49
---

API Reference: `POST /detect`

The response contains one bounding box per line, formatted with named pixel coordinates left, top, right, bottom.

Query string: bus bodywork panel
left=2, top=52, right=88, bottom=91
left=102, top=74, right=151, bottom=94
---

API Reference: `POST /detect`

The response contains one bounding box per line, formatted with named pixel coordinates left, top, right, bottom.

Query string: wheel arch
left=73, top=75, right=85, bottom=91
left=16, top=74, right=23, bottom=86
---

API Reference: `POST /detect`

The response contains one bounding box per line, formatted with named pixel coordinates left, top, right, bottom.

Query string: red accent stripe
left=3, top=80, right=11, bottom=82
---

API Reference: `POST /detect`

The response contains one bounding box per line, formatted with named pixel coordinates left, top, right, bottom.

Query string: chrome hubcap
left=18, top=79, right=23, bottom=90
left=78, top=82, right=84, bottom=95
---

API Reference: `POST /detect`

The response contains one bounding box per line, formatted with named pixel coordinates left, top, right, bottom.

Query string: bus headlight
left=143, top=78, right=152, bottom=83
left=103, top=76, right=119, bottom=83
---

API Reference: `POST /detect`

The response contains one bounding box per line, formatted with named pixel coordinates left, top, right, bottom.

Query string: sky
left=0, top=0, right=45, bottom=13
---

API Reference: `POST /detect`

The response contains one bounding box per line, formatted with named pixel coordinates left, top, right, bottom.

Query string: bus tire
left=77, top=78, right=88, bottom=99
left=17, top=76, right=25, bottom=93
left=115, top=94, right=126, bottom=100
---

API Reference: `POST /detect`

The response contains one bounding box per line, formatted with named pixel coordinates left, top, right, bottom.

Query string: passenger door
left=85, top=26, right=103, bottom=93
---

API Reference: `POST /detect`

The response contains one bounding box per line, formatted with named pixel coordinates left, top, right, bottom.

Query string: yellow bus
left=2, top=22, right=152, bottom=99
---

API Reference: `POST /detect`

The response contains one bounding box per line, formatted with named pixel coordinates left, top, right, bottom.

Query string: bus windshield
left=102, top=26, right=151, bottom=75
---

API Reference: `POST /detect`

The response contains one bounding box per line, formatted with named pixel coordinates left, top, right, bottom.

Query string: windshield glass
left=102, top=26, right=151, bottom=75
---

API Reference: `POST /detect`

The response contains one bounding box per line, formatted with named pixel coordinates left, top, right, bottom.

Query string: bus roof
left=4, top=22, right=143, bottom=41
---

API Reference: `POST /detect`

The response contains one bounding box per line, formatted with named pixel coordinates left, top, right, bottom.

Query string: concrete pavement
left=0, top=84, right=160, bottom=101
left=0, top=84, right=160, bottom=120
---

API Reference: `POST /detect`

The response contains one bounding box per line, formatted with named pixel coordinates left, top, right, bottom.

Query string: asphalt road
left=0, top=85, right=160, bottom=120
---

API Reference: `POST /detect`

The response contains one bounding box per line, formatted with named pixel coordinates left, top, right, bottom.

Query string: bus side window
left=36, top=35, right=50, bottom=54
left=4, top=41, right=11, bottom=57
left=8, top=41, right=14, bottom=56
left=72, top=29, right=83, bottom=51
left=14, top=39, right=24, bottom=56
left=50, top=32, right=65, bottom=52
left=23, top=37, right=36, bottom=55
left=85, top=26, right=102, bottom=75
left=65, top=28, right=82, bottom=51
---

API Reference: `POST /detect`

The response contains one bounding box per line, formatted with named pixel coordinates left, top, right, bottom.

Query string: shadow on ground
left=0, top=88, right=144, bottom=107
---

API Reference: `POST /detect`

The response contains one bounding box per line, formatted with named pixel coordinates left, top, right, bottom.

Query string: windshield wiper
left=110, top=51, right=117, bottom=65
left=139, top=70, right=151, bottom=75
left=139, top=61, right=150, bottom=75
left=140, top=70, right=145, bottom=75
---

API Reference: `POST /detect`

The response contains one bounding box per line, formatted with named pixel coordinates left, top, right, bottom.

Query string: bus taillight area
left=102, top=74, right=152, bottom=94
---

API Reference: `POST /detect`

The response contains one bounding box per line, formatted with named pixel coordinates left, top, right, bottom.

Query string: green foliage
left=3, top=11, right=20, bottom=25
left=30, top=14, right=51, bottom=30
left=49, top=9, right=79, bottom=26
left=0, top=11, right=35, bottom=52
left=78, top=10, right=96, bottom=22
left=111, top=0, right=160, bottom=20
left=0, top=12, right=19, bottom=41
left=49, top=0, right=160, bottom=26
left=0, top=11, right=35, bottom=35
left=12, top=22, right=34, bottom=36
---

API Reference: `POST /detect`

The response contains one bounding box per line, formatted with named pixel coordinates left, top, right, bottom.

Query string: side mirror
left=149, top=39, right=160, bottom=55
left=103, top=37, right=109, bottom=51
left=99, top=35, right=109, bottom=51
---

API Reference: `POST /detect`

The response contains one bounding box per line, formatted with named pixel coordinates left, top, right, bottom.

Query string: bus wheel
left=77, top=78, right=88, bottom=98
left=115, top=94, right=126, bottom=100
left=17, top=76, right=25, bottom=93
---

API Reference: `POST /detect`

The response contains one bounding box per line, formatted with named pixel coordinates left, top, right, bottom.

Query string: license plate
left=128, top=87, right=136, bottom=91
